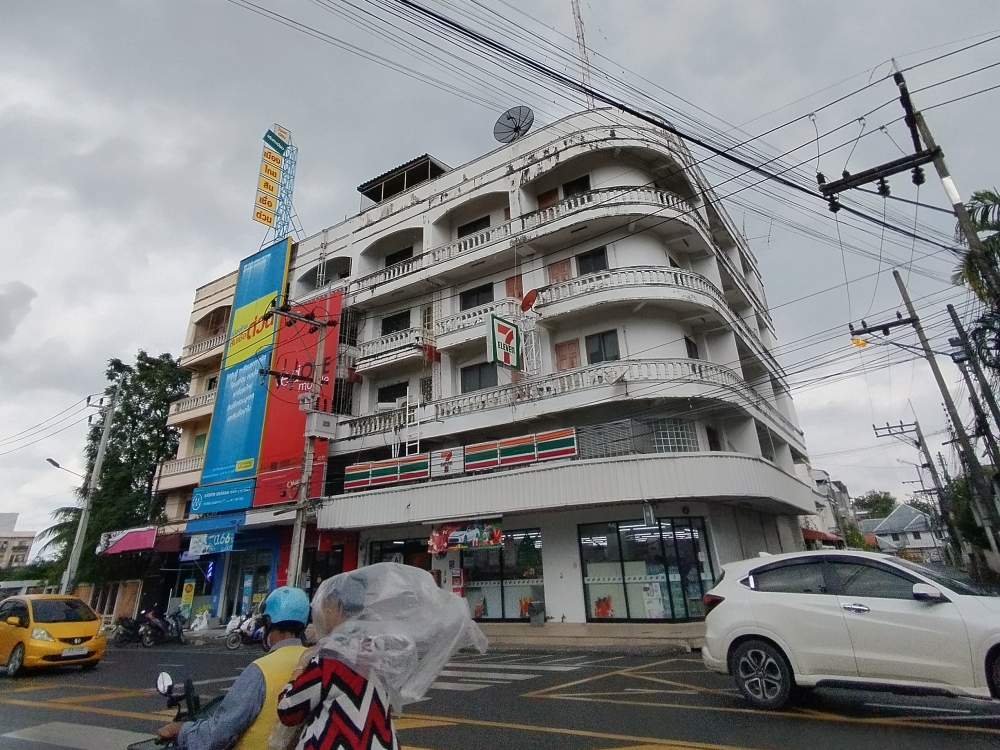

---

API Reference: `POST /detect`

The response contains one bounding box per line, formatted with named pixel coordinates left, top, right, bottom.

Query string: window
left=339, top=308, right=361, bottom=346
left=205, top=376, right=218, bottom=392
left=384, top=246, right=413, bottom=268
left=460, top=283, right=494, bottom=311
left=419, top=376, right=433, bottom=404
left=577, top=246, right=608, bottom=276
left=505, top=275, right=523, bottom=299
left=377, top=382, right=409, bottom=405
left=537, top=188, right=560, bottom=209
left=669, top=256, right=681, bottom=269
left=457, top=215, right=490, bottom=238
left=380, top=310, right=411, bottom=336
left=911, top=531, right=922, bottom=540
left=420, top=305, right=433, bottom=332
left=461, top=362, right=498, bottom=393
left=890, top=533, right=900, bottom=541
left=562, top=175, right=591, bottom=198
left=585, top=330, right=620, bottom=364
left=0, top=600, right=13, bottom=620
left=547, top=259, right=572, bottom=284
left=579, top=517, right=715, bottom=621
left=706, top=425, right=722, bottom=452
left=830, top=562, right=915, bottom=600
left=192, top=434, right=207, bottom=455
left=752, top=563, right=828, bottom=594
left=332, top=379, right=354, bottom=416
left=648, top=419, right=700, bottom=452
left=555, top=340, right=581, bottom=372
left=463, top=529, right=544, bottom=621
left=684, top=336, right=700, bottom=360
left=29, top=598, right=98, bottom=623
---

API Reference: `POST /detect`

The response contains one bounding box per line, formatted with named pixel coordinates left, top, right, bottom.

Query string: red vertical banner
left=253, top=290, right=343, bottom=507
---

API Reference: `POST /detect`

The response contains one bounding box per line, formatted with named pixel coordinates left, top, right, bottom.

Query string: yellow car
left=0, top=595, right=107, bottom=676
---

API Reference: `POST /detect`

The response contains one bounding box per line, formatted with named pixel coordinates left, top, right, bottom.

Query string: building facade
left=139, top=109, right=818, bottom=627
left=0, top=513, right=35, bottom=569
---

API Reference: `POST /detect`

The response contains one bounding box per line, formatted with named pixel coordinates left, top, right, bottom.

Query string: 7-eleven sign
left=487, top=315, right=522, bottom=370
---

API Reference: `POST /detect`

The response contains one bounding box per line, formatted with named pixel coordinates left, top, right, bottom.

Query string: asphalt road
left=2, top=640, right=1000, bottom=750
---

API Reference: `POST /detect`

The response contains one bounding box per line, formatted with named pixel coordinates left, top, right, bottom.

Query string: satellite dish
left=521, top=289, right=538, bottom=312
left=494, top=106, right=534, bottom=144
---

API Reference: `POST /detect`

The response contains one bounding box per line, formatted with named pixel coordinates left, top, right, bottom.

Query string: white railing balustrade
left=169, top=390, right=217, bottom=415
left=158, top=455, right=204, bottom=478
left=356, top=327, right=428, bottom=362
left=182, top=331, right=226, bottom=359
left=434, top=298, right=522, bottom=338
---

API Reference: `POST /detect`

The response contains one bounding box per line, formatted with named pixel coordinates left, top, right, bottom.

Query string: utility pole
left=954, top=355, right=1000, bottom=468
left=263, top=298, right=337, bottom=589
left=61, top=390, right=118, bottom=595
left=948, top=304, right=1000, bottom=430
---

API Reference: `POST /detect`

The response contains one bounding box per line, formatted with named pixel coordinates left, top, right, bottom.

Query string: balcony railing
left=169, top=390, right=217, bottom=416
left=537, top=266, right=781, bottom=375
left=356, top=327, right=429, bottom=364
left=346, top=186, right=703, bottom=297
left=343, top=358, right=803, bottom=442
left=434, top=298, right=522, bottom=339
left=158, top=454, right=204, bottom=478
left=182, top=331, right=226, bottom=359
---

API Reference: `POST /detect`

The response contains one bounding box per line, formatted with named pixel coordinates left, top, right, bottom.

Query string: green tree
left=952, top=188, right=1000, bottom=308
left=907, top=498, right=938, bottom=520
left=842, top=522, right=874, bottom=551
left=948, top=476, right=992, bottom=551
left=852, top=490, right=898, bottom=519
left=38, top=351, right=189, bottom=585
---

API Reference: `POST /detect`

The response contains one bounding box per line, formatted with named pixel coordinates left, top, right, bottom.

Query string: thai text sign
left=200, top=238, right=291, bottom=485
left=188, top=531, right=235, bottom=556
left=429, top=519, right=502, bottom=553
left=191, top=478, right=256, bottom=514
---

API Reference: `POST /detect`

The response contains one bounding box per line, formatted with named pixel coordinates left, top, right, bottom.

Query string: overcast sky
left=3, top=1, right=1000, bottom=551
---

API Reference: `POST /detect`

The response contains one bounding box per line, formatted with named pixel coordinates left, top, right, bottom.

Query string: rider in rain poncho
left=275, top=563, right=487, bottom=750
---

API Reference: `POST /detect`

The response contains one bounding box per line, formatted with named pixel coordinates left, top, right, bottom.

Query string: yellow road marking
left=523, top=657, right=680, bottom=698
left=0, top=697, right=164, bottom=722
left=52, top=690, right=150, bottom=704
left=395, top=718, right=456, bottom=730
left=404, top=712, right=763, bottom=749
left=625, top=671, right=739, bottom=698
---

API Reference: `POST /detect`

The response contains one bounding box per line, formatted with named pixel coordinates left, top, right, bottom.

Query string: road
left=2, top=642, right=1000, bottom=750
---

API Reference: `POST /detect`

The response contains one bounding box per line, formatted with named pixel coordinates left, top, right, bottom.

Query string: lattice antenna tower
left=274, top=142, right=298, bottom=239
left=570, top=0, right=595, bottom=109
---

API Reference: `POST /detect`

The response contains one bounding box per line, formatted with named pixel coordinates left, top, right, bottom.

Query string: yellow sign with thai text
left=253, top=205, right=275, bottom=227
left=262, top=148, right=282, bottom=169
left=255, top=192, right=277, bottom=212
left=258, top=175, right=278, bottom=197
left=225, top=293, right=277, bottom=368
left=261, top=161, right=281, bottom=182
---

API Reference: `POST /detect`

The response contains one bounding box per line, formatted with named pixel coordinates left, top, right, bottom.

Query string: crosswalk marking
left=427, top=657, right=583, bottom=693
left=445, top=661, right=580, bottom=672
left=4, top=722, right=152, bottom=750
left=437, top=670, right=537, bottom=680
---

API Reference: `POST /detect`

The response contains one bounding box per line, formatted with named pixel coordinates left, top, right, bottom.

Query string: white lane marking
left=445, top=662, right=578, bottom=672
left=864, top=703, right=971, bottom=714
left=536, top=655, right=588, bottom=663
left=429, top=682, right=493, bottom=691
left=4, top=722, right=152, bottom=750
left=192, top=676, right=238, bottom=686
left=567, top=656, right=624, bottom=665
left=437, top=670, right=537, bottom=680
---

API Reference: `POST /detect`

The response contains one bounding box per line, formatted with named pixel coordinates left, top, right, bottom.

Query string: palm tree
left=36, top=505, right=81, bottom=563
left=952, top=189, right=1000, bottom=308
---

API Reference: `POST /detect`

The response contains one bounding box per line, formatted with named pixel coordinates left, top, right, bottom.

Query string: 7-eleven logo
left=490, top=315, right=521, bottom=369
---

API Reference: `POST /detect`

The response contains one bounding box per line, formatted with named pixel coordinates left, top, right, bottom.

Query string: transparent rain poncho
left=311, top=562, right=487, bottom=709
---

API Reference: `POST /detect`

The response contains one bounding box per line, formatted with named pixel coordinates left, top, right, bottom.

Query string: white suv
left=702, top=550, right=1000, bottom=709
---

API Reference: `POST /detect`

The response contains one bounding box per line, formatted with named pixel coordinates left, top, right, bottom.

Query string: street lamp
left=46, top=458, right=84, bottom=479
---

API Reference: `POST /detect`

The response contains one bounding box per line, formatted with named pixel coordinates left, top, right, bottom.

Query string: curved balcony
left=338, top=358, right=804, bottom=450
left=180, top=331, right=226, bottom=365
left=536, top=266, right=783, bottom=378
left=434, top=298, right=522, bottom=349
left=355, top=327, right=430, bottom=372
left=346, top=186, right=709, bottom=302
left=166, top=390, right=216, bottom=426
left=155, top=454, right=203, bottom=492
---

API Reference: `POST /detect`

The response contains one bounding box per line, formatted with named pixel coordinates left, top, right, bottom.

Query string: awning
left=98, top=526, right=157, bottom=555
left=153, top=533, right=182, bottom=553
left=801, top=527, right=842, bottom=543
left=184, top=512, right=246, bottom=535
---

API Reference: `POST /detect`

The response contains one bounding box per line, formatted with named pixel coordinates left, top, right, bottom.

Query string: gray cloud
left=0, top=281, right=37, bottom=343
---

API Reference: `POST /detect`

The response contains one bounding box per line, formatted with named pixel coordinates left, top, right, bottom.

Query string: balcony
left=434, top=298, right=522, bottom=349
left=536, top=266, right=783, bottom=378
left=180, top=331, right=226, bottom=366
left=328, top=358, right=804, bottom=451
left=355, top=327, right=430, bottom=372
left=166, top=390, right=217, bottom=426
left=345, top=187, right=707, bottom=302
left=155, top=454, right=204, bottom=492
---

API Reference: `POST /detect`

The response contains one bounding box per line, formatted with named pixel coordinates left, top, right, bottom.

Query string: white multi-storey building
left=151, top=109, right=818, bottom=629
left=295, top=109, right=816, bottom=626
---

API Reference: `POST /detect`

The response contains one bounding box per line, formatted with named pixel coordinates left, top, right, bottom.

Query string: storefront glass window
left=578, top=517, right=715, bottom=621
left=370, top=539, right=432, bottom=571
left=579, top=522, right=627, bottom=619
left=457, top=529, right=544, bottom=622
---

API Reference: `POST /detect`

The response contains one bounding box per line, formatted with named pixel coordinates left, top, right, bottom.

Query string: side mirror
left=912, top=582, right=945, bottom=602
left=156, top=672, right=174, bottom=696
left=5, top=616, right=20, bottom=627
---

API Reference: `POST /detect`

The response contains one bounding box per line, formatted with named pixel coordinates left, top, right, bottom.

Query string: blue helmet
left=261, top=586, right=310, bottom=627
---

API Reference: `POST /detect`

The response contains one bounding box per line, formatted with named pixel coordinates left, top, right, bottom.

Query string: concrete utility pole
left=62, top=390, right=118, bottom=595
left=948, top=304, right=1000, bottom=432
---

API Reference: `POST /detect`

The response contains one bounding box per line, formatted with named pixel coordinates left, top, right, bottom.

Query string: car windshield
left=30, top=598, right=99, bottom=623
left=894, top=560, right=1000, bottom=597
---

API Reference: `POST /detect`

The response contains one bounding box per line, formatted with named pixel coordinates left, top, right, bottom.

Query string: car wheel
left=141, top=632, right=156, bottom=648
left=731, top=640, right=793, bottom=710
left=6, top=643, right=25, bottom=677
left=225, top=632, right=242, bottom=650
left=989, top=650, right=1000, bottom=699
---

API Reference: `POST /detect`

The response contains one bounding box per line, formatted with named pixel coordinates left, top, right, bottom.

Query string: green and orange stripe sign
left=535, top=428, right=577, bottom=460
left=465, top=441, right=500, bottom=471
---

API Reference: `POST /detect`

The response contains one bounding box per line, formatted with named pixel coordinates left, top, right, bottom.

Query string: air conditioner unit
left=375, top=402, right=399, bottom=413
left=395, top=396, right=410, bottom=408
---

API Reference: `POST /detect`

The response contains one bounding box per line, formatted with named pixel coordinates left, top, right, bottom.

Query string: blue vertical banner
left=200, top=238, right=291, bottom=486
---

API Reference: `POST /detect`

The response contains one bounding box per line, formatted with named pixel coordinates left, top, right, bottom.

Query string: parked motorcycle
left=140, top=610, right=186, bottom=647
left=111, top=615, right=143, bottom=647
left=127, top=672, right=224, bottom=750
left=224, top=610, right=265, bottom=651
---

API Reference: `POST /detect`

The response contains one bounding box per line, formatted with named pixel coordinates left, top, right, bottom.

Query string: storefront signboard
left=397, top=453, right=430, bottom=481
left=188, top=531, right=235, bottom=557
left=487, top=315, right=522, bottom=370
left=498, top=435, right=535, bottom=466
left=429, top=518, right=503, bottom=553
left=369, top=458, right=400, bottom=486
left=465, top=441, right=499, bottom=471
left=535, top=428, right=578, bottom=460
left=180, top=578, right=196, bottom=620
left=430, top=447, right=464, bottom=477
left=191, top=479, right=256, bottom=514
left=344, top=463, right=371, bottom=491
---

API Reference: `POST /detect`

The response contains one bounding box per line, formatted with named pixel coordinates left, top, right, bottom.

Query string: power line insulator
left=877, top=177, right=890, bottom=197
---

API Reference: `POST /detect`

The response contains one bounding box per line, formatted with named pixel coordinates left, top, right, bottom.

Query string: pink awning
left=101, top=527, right=157, bottom=555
